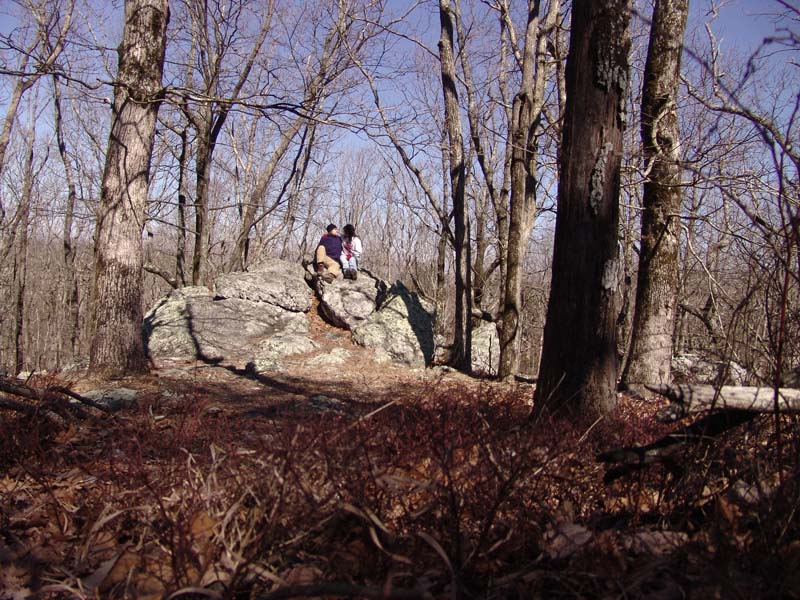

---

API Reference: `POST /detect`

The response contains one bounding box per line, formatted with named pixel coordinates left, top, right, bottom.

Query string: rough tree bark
left=438, top=0, right=472, bottom=373
left=89, top=0, right=169, bottom=375
left=534, top=0, right=631, bottom=417
left=620, top=0, right=689, bottom=390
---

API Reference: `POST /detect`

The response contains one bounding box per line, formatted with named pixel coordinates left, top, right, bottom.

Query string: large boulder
left=145, top=260, right=315, bottom=366
left=352, top=283, right=435, bottom=367
left=471, top=322, right=500, bottom=376
left=315, top=268, right=390, bottom=330
left=214, top=259, right=312, bottom=312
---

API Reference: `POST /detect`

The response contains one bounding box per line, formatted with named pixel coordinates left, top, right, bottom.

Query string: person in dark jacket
left=315, top=223, right=343, bottom=282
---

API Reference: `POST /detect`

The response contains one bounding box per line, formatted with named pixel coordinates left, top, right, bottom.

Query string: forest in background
left=0, top=0, right=796, bottom=395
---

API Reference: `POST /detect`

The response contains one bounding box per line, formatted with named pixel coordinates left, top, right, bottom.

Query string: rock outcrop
left=351, top=283, right=435, bottom=367
left=144, top=258, right=474, bottom=375
left=313, top=268, right=390, bottom=330
left=144, top=260, right=314, bottom=368
left=214, top=260, right=312, bottom=312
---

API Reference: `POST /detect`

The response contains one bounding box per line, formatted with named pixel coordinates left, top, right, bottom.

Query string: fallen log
left=644, top=383, right=800, bottom=421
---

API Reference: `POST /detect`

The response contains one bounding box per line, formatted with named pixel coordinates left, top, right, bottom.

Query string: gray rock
left=352, top=283, right=434, bottom=367
left=316, top=268, right=390, bottom=330
left=308, top=395, right=349, bottom=413
left=672, top=353, right=749, bottom=385
left=471, top=322, right=500, bottom=376
left=143, top=287, right=310, bottom=364
left=254, top=334, right=319, bottom=362
left=214, top=259, right=312, bottom=312
left=306, top=348, right=352, bottom=367
left=82, top=387, right=139, bottom=412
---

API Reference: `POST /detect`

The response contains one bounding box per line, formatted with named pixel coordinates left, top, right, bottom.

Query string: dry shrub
left=1, top=380, right=799, bottom=598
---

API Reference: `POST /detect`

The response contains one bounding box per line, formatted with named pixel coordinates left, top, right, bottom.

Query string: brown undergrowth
left=1, top=372, right=798, bottom=599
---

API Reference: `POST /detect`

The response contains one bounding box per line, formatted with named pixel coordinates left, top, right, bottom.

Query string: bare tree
left=168, top=0, right=273, bottom=285
left=12, top=104, right=39, bottom=374
left=496, top=0, right=560, bottom=379
left=89, top=0, right=169, bottom=375
left=226, top=0, right=376, bottom=273
left=620, top=0, right=689, bottom=390
left=438, top=0, right=472, bottom=372
left=52, top=73, right=80, bottom=362
left=534, top=0, right=631, bottom=417
left=0, top=0, right=74, bottom=179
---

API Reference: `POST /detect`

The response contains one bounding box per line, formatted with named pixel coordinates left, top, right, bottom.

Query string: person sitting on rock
left=341, top=223, right=362, bottom=280
left=315, top=223, right=343, bottom=283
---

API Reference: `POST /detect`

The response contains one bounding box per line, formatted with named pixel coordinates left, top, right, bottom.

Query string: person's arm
left=353, top=237, right=363, bottom=258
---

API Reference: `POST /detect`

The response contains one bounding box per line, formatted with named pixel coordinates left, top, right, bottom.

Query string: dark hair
left=343, top=224, right=356, bottom=239
left=326, top=223, right=337, bottom=233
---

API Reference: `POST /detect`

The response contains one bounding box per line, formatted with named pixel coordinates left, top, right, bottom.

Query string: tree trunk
left=176, top=126, right=189, bottom=286
left=646, top=383, right=800, bottom=417
left=438, top=0, right=472, bottom=373
left=90, top=0, right=169, bottom=376
left=534, top=0, right=631, bottom=417
left=53, top=74, right=80, bottom=362
left=621, top=0, right=688, bottom=390
left=14, top=141, right=35, bottom=375
left=191, top=121, right=212, bottom=285
left=498, top=0, right=560, bottom=380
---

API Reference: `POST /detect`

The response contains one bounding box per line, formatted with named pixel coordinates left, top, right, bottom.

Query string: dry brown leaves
left=1, top=349, right=798, bottom=598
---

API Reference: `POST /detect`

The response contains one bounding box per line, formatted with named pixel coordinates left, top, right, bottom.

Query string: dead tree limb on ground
left=645, top=383, right=800, bottom=422
left=598, top=383, right=800, bottom=482
left=0, top=377, right=113, bottom=423
left=597, top=409, right=755, bottom=482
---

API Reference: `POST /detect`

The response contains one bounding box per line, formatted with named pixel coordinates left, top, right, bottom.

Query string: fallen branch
left=645, top=383, right=800, bottom=421
left=0, top=377, right=105, bottom=419
left=0, top=394, right=68, bottom=426
left=597, top=409, right=755, bottom=483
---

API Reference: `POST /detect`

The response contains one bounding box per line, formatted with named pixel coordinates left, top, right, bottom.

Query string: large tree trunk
left=498, top=0, right=560, bottom=380
left=621, top=0, right=688, bottom=390
left=534, top=0, right=631, bottom=417
left=438, top=0, right=472, bottom=373
left=90, top=0, right=169, bottom=375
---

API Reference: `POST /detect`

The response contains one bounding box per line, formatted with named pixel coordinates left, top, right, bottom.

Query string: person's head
left=326, top=223, right=339, bottom=236
left=343, top=224, right=356, bottom=239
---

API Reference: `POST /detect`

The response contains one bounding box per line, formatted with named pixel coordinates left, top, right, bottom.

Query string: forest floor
left=1, top=304, right=799, bottom=599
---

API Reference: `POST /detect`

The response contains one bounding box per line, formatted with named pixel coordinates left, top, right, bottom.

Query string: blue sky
left=691, top=0, right=797, bottom=54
